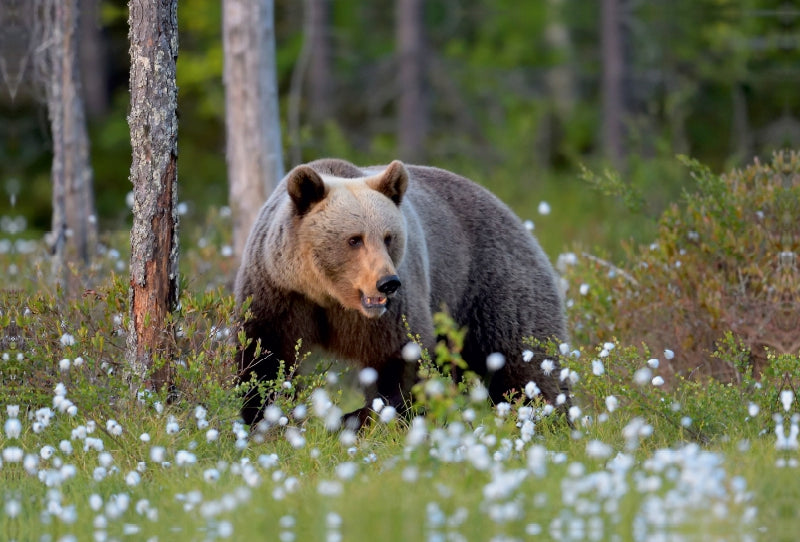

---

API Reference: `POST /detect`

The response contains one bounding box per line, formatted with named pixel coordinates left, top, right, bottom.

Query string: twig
left=581, top=252, right=639, bottom=286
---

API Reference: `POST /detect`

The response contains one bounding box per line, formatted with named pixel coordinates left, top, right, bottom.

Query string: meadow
left=2, top=152, right=799, bottom=541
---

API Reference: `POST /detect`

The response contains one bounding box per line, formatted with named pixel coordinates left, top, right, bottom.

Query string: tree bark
left=396, top=0, right=427, bottom=162
left=35, top=0, right=98, bottom=281
left=601, top=0, right=624, bottom=168
left=307, top=0, right=332, bottom=125
left=223, top=0, right=284, bottom=264
left=77, top=0, right=108, bottom=118
left=126, top=0, right=180, bottom=390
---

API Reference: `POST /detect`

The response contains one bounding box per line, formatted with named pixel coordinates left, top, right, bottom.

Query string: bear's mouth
left=360, top=292, right=388, bottom=316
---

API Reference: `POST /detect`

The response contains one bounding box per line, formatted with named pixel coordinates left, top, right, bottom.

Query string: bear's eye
left=348, top=235, right=363, bottom=248
left=384, top=234, right=392, bottom=247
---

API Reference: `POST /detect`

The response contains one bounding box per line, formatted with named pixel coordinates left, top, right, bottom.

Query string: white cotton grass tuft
left=524, top=381, right=540, bottom=399
left=781, top=390, right=795, bottom=412
left=540, top=359, right=555, bottom=376
left=522, top=349, right=534, bottom=362
left=633, top=367, right=652, bottom=386
left=664, top=349, right=675, bottom=360
left=470, top=382, right=488, bottom=402
left=486, top=352, right=506, bottom=371
left=537, top=201, right=551, bottom=215
left=4, top=418, right=21, bottom=439
left=358, top=367, right=378, bottom=386
left=379, top=406, right=397, bottom=424
left=585, top=439, right=612, bottom=459
left=401, top=342, right=422, bottom=362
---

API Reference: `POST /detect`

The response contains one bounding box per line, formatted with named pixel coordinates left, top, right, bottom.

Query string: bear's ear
left=369, top=160, right=408, bottom=206
left=287, top=165, right=327, bottom=215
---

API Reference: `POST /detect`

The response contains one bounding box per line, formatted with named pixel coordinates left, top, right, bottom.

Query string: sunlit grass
left=4, top=153, right=800, bottom=540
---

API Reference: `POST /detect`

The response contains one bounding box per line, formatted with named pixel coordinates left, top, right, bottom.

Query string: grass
left=3, top=152, right=800, bottom=541
left=4, top=384, right=771, bottom=541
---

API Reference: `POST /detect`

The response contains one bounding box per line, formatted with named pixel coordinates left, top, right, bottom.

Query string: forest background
left=2, top=0, right=799, bottom=260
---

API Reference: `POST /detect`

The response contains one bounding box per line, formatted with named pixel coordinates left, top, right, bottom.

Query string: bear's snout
left=376, top=274, right=401, bottom=296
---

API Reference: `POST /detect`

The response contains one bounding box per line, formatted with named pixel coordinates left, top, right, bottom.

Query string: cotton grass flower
left=586, top=439, right=613, bottom=459
left=781, top=390, right=794, bottom=412
left=358, top=367, right=378, bottom=386
left=540, top=359, right=555, bottom=375
left=4, top=417, right=21, bottom=439
left=401, top=341, right=422, bottom=361
left=486, top=352, right=506, bottom=371
left=524, top=381, right=540, bottom=399
left=379, top=406, right=397, bottom=424
left=522, top=349, right=534, bottom=362
left=633, top=367, right=652, bottom=386
left=125, top=471, right=141, bottom=486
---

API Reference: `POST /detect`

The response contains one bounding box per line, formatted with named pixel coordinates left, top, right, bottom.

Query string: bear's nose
left=376, top=274, right=401, bottom=295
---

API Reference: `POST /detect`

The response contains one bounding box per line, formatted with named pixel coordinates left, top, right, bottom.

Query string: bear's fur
left=235, top=159, right=568, bottom=427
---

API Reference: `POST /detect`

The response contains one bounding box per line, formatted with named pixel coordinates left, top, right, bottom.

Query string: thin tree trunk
left=308, top=0, right=332, bottom=125
left=288, top=0, right=313, bottom=166
left=730, top=83, right=751, bottom=160
left=126, top=0, right=180, bottom=390
left=396, top=0, right=427, bottom=162
left=78, top=0, right=108, bottom=118
left=223, top=0, right=284, bottom=264
left=35, top=0, right=97, bottom=282
left=601, top=0, right=624, bottom=168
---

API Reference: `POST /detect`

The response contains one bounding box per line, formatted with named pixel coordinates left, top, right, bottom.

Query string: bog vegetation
left=2, top=152, right=798, bottom=540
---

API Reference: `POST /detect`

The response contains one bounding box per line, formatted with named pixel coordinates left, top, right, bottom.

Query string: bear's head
left=287, top=161, right=409, bottom=318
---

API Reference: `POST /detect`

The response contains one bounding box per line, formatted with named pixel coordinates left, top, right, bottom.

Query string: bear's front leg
left=342, top=356, right=418, bottom=430
left=237, top=332, right=284, bottom=428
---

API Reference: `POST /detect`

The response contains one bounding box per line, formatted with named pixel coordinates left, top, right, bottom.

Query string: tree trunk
left=601, top=0, right=624, bottom=168
left=126, top=0, right=180, bottom=390
left=396, top=0, right=427, bottom=162
left=308, top=0, right=332, bottom=125
left=223, top=0, right=284, bottom=264
left=35, top=0, right=98, bottom=282
left=77, top=0, right=109, bottom=118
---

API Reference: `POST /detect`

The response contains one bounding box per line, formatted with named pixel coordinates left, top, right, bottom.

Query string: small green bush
left=564, top=150, right=800, bottom=382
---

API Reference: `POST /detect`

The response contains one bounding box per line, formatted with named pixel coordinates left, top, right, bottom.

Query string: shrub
left=564, top=150, right=800, bottom=382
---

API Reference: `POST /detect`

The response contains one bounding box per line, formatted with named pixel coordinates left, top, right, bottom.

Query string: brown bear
left=234, top=159, right=568, bottom=427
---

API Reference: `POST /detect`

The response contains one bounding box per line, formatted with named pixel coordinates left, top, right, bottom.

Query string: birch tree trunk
left=223, top=0, right=284, bottom=264
left=35, top=0, right=97, bottom=281
left=396, top=0, right=427, bottom=162
left=126, top=0, right=180, bottom=390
